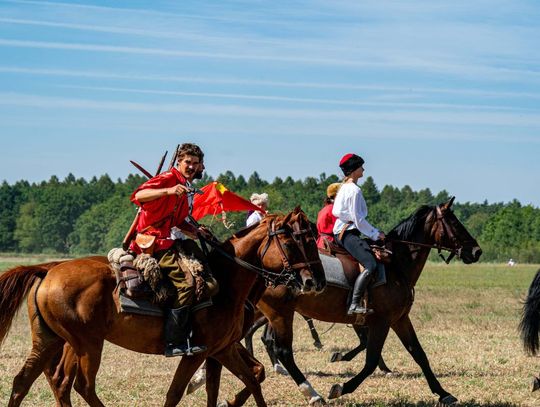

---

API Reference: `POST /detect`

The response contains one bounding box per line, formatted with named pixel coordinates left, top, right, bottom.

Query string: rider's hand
left=167, top=184, right=189, bottom=196
left=198, top=225, right=213, bottom=240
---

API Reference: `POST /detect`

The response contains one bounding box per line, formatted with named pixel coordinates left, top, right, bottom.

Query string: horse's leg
left=330, top=324, right=366, bottom=363
left=328, top=320, right=390, bottom=400
left=213, top=344, right=267, bottom=407
left=270, top=314, right=325, bottom=406
left=392, top=315, right=457, bottom=405
left=533, top=375, right=540, bottom=392
left=219, top=343, right=266, bottom=407
left=72, top=341, right=105, bottom=407
left=205, top=358, right=223, bottom=407
left=43, top=342, right=78, bottom=407
left=302, top=315, right=323, bottom=349
left=8, top=328, right=64, bottom=407
left=188, top=316, right=270, bottom=397
left=186, top=361, right=207, bottom=395
left=244, top=315, right=268, bottom=355
left=164, top=353, right=207, bottom=407
left=190, top=316, right=271, bottom=398
left=259, top=322, right=287, bottom=375
left=330, top=325, right=392, bottom=374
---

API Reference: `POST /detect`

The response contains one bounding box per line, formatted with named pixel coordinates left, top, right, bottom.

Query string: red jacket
left=130, top=167, right=194, bottom=253
left=316, top=203, right=337, bottom=249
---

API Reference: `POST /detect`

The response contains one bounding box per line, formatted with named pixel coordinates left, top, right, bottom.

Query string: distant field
left=1, top=260, right=539, bottom=406
left=0, top=254, right=72, bottom=272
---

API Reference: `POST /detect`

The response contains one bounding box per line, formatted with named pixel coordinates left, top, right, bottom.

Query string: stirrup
left=165, top=341, right=207, bottom=357
left=347, top=304, right=374, bottom=315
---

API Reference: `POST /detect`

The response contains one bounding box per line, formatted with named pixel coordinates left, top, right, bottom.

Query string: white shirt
left=332, top=182, right=379, bottom=240
left=246, top=211, right=264, bottom=227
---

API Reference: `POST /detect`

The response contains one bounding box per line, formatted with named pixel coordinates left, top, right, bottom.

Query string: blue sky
left=1, top=0, right=539, bottom=206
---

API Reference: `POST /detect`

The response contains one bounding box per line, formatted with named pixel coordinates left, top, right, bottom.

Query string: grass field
left=1, top=259, right=539, bottom=406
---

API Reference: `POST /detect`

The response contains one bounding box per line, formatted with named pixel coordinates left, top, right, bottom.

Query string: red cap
left=339, top=153, right=355, bottom=166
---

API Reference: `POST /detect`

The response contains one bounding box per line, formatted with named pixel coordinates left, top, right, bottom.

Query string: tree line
left=1, top=171, right=539, bottom=263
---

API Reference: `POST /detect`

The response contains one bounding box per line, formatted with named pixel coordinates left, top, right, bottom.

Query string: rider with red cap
left=332, top=153, right=385, bottom=315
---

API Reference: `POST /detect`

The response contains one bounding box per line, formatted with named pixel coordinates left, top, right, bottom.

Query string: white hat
left=250, top=192, right=269, bottom=206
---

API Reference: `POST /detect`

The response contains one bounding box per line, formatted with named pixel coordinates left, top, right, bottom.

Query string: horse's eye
left=284, top=242, right=294, bottom=251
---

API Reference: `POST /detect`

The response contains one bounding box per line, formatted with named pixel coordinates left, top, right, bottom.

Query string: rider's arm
left=350, top=188, right=380, bottom=240
left=135, top=184, right=189, bottom=203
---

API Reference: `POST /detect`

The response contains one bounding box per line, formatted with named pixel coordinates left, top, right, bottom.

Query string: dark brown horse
left=0, top=209, right=325, bottom=407
left=519, top=268, right=540, bottom=392
left=203, top=197, right=482, bottom=406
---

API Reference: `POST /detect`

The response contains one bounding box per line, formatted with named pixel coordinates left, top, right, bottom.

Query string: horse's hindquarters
left=36, top=259, right=164, bottom=354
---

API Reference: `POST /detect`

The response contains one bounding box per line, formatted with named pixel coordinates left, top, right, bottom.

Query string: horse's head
left=257, top=208, right=325, bottom=293
left=284, top=207, right=326, bottom=293
left=426, top=197, right=482, bottom=264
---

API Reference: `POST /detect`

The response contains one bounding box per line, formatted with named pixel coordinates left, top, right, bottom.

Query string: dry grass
left=1, top=260, right=539, bottom=406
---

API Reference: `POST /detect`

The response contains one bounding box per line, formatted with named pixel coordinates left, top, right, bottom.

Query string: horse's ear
left=293, top=205, right=302, bottom=214
left=441, top=196, right=455, bottom=211
left=282, top=211, right=293, bottom=225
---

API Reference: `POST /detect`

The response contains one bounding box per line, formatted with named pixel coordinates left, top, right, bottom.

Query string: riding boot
left=164, top=306, right=207, bottom=357
left=348, top=269, right=375, bottom=315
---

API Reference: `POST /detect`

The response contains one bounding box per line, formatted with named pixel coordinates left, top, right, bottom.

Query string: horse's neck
left=391, top=224, right=432, bottom=288
left=212, top=228, right=267, bottom=311
left=405, top=248, right=430, bottom=287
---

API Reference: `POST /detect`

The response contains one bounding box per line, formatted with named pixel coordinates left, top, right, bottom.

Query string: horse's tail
left=520, top=268, right=540, bottom=355
left=0, top=262, right=62, bottom=347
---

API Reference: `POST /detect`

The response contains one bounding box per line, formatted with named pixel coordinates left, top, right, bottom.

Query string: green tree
left=361, top=176, right=380, bottom=206
left=14, top=201, right=42, bottom=252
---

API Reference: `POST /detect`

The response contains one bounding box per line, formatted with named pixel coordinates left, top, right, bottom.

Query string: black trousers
left=335, top=229, right=377, bottom=272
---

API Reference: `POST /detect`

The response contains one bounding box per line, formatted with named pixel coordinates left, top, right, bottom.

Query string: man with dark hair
left=130, top=143, right=211, bottom=357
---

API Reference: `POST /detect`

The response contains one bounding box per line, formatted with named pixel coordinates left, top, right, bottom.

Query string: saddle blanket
left=319, top=253, right=386, bottom=291
left=118, top=291, right=212, bottom=317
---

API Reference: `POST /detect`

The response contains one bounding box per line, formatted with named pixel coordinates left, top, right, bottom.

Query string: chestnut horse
left=0, top=209, right=325, bottom=407
left=519, top=268, right=540, bottom=392
left=203, top=197, right=482, bottom=406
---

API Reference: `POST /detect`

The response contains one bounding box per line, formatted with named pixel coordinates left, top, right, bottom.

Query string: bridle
left=259, top=217, right=322, bottom=286
left=201, top=216, right=320, bottom=287
left=391, top=205, right=467, bottom=264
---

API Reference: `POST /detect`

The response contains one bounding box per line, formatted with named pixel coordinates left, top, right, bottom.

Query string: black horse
left=519, top=268, right=540, bottom=391
left=212, top=197, right=482, bottom=406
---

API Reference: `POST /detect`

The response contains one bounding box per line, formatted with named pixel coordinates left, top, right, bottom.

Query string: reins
left=390, top=239, right=457, bottom=263
left=389, top=205, right=462, bottom=264
left=199, top=216, right=319, bottom=287
left=200, top=236, right=286, bottom=286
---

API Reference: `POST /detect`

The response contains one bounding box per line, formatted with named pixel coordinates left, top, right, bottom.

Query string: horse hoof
left=532, top=376, right=540, bottom=392
left=438, top=394, right=458, bottom=405
left=217, top=401, right=229, bottom=407
left=309, top=395, right=327, bottom=406
left=274, top=363, right=289, bottom=376
left=313, top=341, right=323, bottom=350
left=330, top=352, right=342, bottom=363
left=186, top=371, right=206, bottom=395
left=328, top=383, right=343, bottom=399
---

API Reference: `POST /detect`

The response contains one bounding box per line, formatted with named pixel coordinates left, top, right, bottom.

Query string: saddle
left=319, top=240, right=362, bottom=285
left=318, top=239, right=391, bottom=285
left=108, top=247, right=218, bottom=316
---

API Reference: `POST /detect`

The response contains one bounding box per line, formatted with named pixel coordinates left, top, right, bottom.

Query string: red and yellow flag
left=192, top=181, right=263, bottom=221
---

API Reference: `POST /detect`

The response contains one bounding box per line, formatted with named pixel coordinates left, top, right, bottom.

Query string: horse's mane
left=226, top=214, right=281, bottom=241
left=387, top=205, right=433, bottom=241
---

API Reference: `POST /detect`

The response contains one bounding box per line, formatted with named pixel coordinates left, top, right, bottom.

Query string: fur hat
left=339, top=153, right=365, bottom=176
left=326, top=183, right=342, bottom=199
left=250, top=192, right=269, bottom=207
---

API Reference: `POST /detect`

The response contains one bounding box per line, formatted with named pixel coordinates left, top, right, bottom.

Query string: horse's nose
left=316, top=278, right=326, bottom=293
left=302, top=278, right=315, bottom=292
left=473, top=246, right=482, bottom=261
